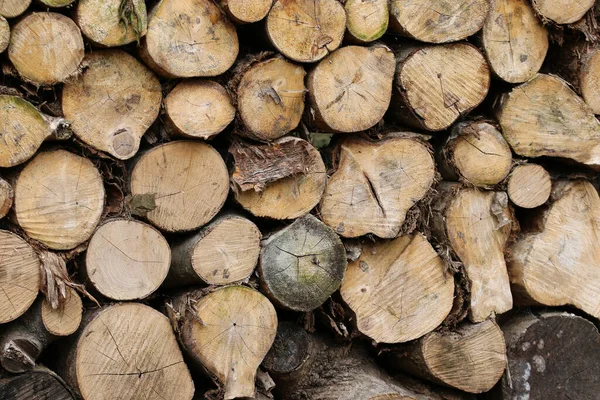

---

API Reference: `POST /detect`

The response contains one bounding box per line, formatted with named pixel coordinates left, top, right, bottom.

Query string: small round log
left=344, top=0, right=388, bottom=43
left=129, top=141, right=229, bottom=232
left=307, top=44, right=395, bottom=133
left=9, top=12, right=84, bottom=85
left=259, top=214, right=347, bottom=312
left=219, top=0, right=272, bottom=24
left=85, top=219, right=171, bottom=300
left=63, top=50, right=162, bottom=160
left=0, top=366, right=76, bottom=400
left=0, top=0, right=31, bottom=18
left=506, top=164, right=551, bottom=208
left=266, top=0, right=346, bottom=63
left=14, top=150, right=105, bottom=250
left=37, top=0, right=76, bottom=7
left=41, top=288, right=82, bottom=336
left=532, top=0, right=595, bottom=24
left=164, top=80, right=235, bottom=140
left=0, top=16, right=9, bottom=53
left=0, top=177, right=14, bottom=219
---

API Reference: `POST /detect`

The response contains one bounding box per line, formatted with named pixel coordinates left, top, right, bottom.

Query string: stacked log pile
left=0, top=1, right=599, bottom=399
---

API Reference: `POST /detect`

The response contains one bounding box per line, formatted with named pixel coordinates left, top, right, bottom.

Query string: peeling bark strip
left=230, top=139, right=312, bottom=192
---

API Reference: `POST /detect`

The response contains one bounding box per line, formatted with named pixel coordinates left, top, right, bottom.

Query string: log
left=164, top=80, right=235, bottom=140
left=555, top=43, right=600, bottom=114
left=340, top=234, right=454, bottom=344
left=60, top=303, right=195, bottom=400
left=0, top=366, right=76, bottom=400
left=0, top=0, right=31, bottom=18
left=0, top=16, right=8, bottom=53
left=75, top=0, right=147, bottom=47
left=231, top=137, right=326, bottom=220
left=390, top=43, right=490, bottom=132
left=169, top=286, right=277, bottom=400
left=307, top=44, right=395, bottom=133
left=219, top=0, right=272, bottom=24
left=344, top=0, right=388, bottom=43
left=168, top=214, right=261, bottom=286
left=506, top=164, right=551, bottom=209
left=129, top=140, right=229, bottom=232
left=532, top=0, right=595, bottom=24
left=85, top=219, right=171, bottom=300
left=0, top=95, right=68, bottom=167
left=14, top=150, right=105, bottom=250
left=62, top=50, right=162, bottom=160
left=438, top=121, right=512, bottom=188
left=481, top=0, right=549, bottom=83
left=382, top=320, right=507, bottom=393
left=507, top=180, right=600, bottom=318
left=497, top=74, right=600, bottom=168
left=389, top=0, right=489, bottom=44
left=320, top=134, right=435, bottom=238
left=489, top=311, right=600, bottom=399
left=259, top=214, right=346, bottom=312
left=266, top=0, right=346, bottom=63
left=41, top=288, right=82, bottom=336
left=0, top=177, right=14, bottom=219
left=38, top=0, right=76, bottom=7
left=431, top=183, right=513, bottom=322
left=235, top=56, right=306, bottom=141
left=9, top=12, right=84, bottom=85
left=140, top=0, right=238, bottom=78
left=0, top=230, right=40, bottom=324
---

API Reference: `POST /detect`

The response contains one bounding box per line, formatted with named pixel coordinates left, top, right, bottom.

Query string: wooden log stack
left=0, top=1, right=599, bottom=399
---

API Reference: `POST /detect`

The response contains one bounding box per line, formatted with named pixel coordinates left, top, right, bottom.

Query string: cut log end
left=0, top=177, right=14, bottom=219
left=221, top=0, right=272, bottom=23
left=41, top=288, right=82, bottom=336
left=266, top=0, right=346, bottom=63
left=308, top=44, right=395, bottom=132
left=38, top=0, right=76, bottom=7
left=579, top=48, right=600, bottom=114
left=14, top=150, right=105, bottom=250
left=165, top=80, right=235, bottom=139
left=345, top=0, right=388, bottom=43
left=86, top=219, right=171, bottom=300
left=0, top=16, right=8, bottom=53
left=0, top=0, right=31, bottom=18
left=9, top=12, right=84, bottom=85
left=389, top=0, right=489, bottom=43
left=259, top=214, right=347, bottom=312
left=0, top=367, right=75, bottom=400
left=532, top=0, right=595, bottom=24
left=507, top=164, right=551, bottom=208
left=341, top=234, right=454, bottom=344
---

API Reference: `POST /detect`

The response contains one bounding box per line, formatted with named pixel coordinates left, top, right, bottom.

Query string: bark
left=506, top=164, right=551, bottom=209
left=344, top=0, right=388, bottom=43
left=0, top=177, right=13, bottom=219
left=259, top=214, right=347, bottom=312
left=390, top=43, right=490, bottom=131
left=219, top=0, right=272, bottom=24
left=532, top=0, right=595, bottom=24
left=14, top=150, right=105, bottom=250
left=307, top=44, right=395, bottom=132
left=0, top=0, right=31, bottom=18
left=0, top=366, right=76, bottom=400
left=340, top=234, right=454, bottom=344
left=84, top=219, right=171, bottom=300
left=8, top=12, right=84, bottom=85
left=129, top=141, right=229, bottom=232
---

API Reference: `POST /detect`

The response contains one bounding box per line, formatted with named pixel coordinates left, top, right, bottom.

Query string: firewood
left=0, top=177, right=13, bottom=219
left=266, top=0, right=346, bottom=63
left=507, top=180, right=600, bottom=318
left=0, top=366, right=76, bottom=400
left=482, top=0, right=549, bottom=83
left=164, top=80, right=235, bottom=140
left=390, top=43, right=490, bottom=131
left=0, top=0, right=31, bottom=18
left=62, top=50, right=161, bottom=160
left=438, top=121, right=512, bottom=188
left=532, top=0, right=595, bottom=24
left=129, top=140, right=229, bottom=232
left=59, top=303, right=195, bottom=400
left=555, top=43, right=600, bottom=114
left=383, top=320, right=507, bottom=393
left=219, top=0, right=272, bottom=24
left=236, top=56, right=306, bottom=141
left=259, top=214, right=346, bottom=311
left=231, top=137, right=326, bottom=220
left=490, top=311, right=600, bottom=399
left=14, top=150, right=105, bottom=250
left=0, top=230, right=40, bottom=324
left=169, top=214, right=261, bottom=286
left=41, top=288, right=82, bottom=336
left=38, top=0, right=76, bottom=7
left=506, top=164, right=551, bottom=208
left=169, top=286, right=277, bottom=400
left=0, top=16, right=8, bottom=53
left=340, top=234, right=455, bottom=343
left=320, top=134, right=435, bottom=238
left=307, top=44, right=395, bottom=132
left=432, top=183, right=513, bottom=322
left=140, top=0, right=238, bottom=78
left=85, top=219, right=171, bottom=300
left=75, top=0, right=147, bottom=47
left=389, top=0, right=489, bottom=43
left=344, top=0, right=388, bottom=43
left=497, top=74, right=600, bottom=168
left=9, top=13, right=84, bottom=85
